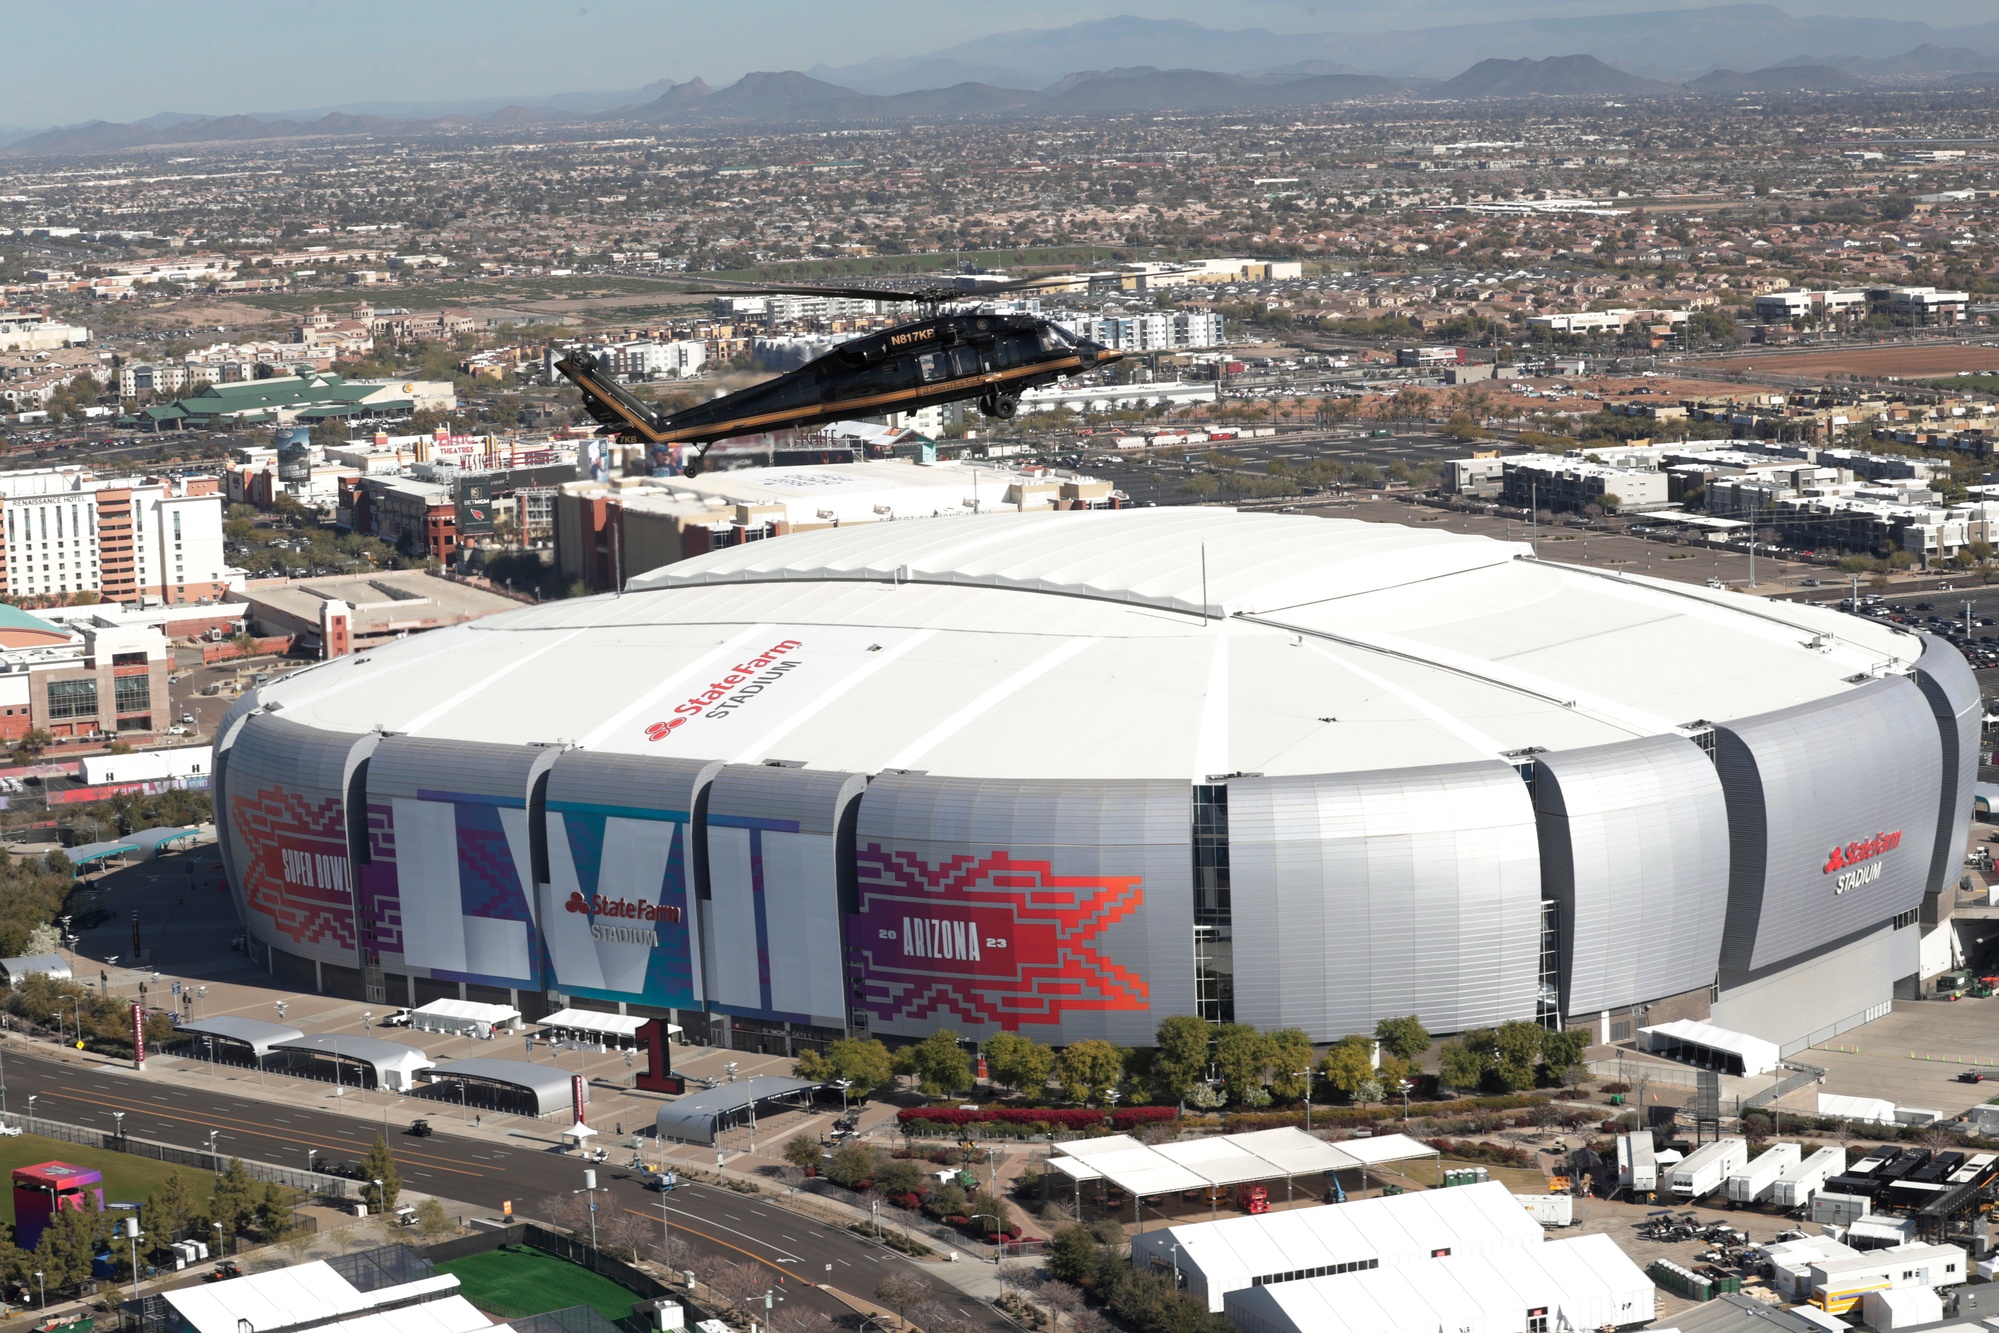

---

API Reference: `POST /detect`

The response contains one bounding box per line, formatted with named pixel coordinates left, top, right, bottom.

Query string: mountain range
left=9, top=6, right=1999, bottom=155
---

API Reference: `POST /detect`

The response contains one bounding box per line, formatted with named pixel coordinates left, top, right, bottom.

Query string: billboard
left=542, top=751, right=718, bottom=1011
left=219, top=712, right=375, bottom=964
left=362, top=736, right=550, bottom=989
left=848, top=775, right=1193, bottom=1044
left=456, top=477, right=496, bottom=537
left=702, top=764, right=861, bottom=1029
left=275, top=426, right=312, bottom=484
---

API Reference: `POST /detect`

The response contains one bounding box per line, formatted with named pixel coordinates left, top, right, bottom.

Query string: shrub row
left=1426, top=1138, right=1535, bottom=1167
left=896, top=1105, right=1178, bottom=1130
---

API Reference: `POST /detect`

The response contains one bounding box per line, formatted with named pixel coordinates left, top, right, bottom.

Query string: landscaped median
left=895, top=1105, right=1179, bottom=1138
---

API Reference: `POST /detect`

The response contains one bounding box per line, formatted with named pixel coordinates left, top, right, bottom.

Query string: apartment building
left=1752, top=289, right=1869, bottom=324
left=0, top=606, right=173, bottom=742
left=0, top=313, right=92, bottom=353
left=0, top=469, right=228, bottom=606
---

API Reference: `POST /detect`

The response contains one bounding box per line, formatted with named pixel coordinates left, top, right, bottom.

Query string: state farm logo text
left=1824, top=830, right=1901, bottom=894
left=645, top=639, right=802, bottom=742
left=565, top=890, right=682, bottom=945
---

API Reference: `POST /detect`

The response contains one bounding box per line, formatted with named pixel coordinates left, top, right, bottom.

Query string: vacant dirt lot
left=1713, top=343, right=1999, bottom=380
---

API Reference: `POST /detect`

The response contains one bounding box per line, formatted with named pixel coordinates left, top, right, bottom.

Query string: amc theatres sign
left=1824, top=829, right=1902, bottom=895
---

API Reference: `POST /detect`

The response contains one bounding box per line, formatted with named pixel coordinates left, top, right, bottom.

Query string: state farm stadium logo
left=565, top=890, right=682, bottom=946
left=848, top=846, right=1149, bottom=1030
left=1824, top=830, right=1901, bottom=894
left=645, top=639, right=802, bottom=742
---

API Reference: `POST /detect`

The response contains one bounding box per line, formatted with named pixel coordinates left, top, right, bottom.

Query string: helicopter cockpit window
left=1039, top=325, right=1077, bottom=351
left=917, top=352, right=946, bottom=383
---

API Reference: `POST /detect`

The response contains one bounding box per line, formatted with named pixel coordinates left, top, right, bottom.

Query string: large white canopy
left=538, top=1008, right=679, bottom=1039
left=1330, top=1133, right=1445, bottom=1169
left=409, top=999, right=521, bottom=1034
left=1052, top=1127, right=1375, bottom=1198
left=1641, top=1018, right=1782, bottom=1076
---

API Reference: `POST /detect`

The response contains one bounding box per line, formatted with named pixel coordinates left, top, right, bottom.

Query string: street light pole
left=1294, top=1070, right=1312, bottom=1132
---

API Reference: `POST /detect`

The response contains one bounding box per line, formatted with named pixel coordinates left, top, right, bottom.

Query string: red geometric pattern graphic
left=848, top=845, right=1148, bottom=1030
left=228, top=786, right=356, bottom=952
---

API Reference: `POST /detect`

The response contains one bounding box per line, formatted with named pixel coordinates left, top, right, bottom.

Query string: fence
left=2, top=1110, right=358, bottom=1199
left=523, top=1224, right=677, bottom=1304
left=799, top=1175, right=1043, bottom=1259
left=1586, top=1057, right=1706, bottom=1088
left=1741, top=1062, right=1827, bottom=1112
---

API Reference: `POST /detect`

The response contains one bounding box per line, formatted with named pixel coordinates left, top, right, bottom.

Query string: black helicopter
left=554, top=274, right=1123, bottom=474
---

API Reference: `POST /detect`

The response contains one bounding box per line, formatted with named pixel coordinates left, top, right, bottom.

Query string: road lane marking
left=23, top=1085, right=483, bottom=1177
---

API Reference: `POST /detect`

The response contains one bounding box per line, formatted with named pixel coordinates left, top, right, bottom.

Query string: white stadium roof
left=250, top=509, right=1923, bottom=781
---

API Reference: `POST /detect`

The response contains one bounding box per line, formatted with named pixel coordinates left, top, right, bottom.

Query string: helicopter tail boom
left=555, top=351, right=667, bottom=443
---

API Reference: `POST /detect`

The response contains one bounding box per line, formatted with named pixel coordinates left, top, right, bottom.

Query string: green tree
left=1210, top=1023, right=1270, bottom=1105
left=254, top=1180, right=295, bottom=1239
left=1265, top=1028, right=1315, bottom=1102
left=1490, top=1021, right=1547, bottom=1092
left=1046, top=1223, right=1105, bottom=1284
left=783, top=1134, right=820, bottom=1170
left=144, top=1169, right=198, bottom=1248
left=413, top=1197, right=454, bottom=1240
left=360, top=1134, right=401, bottom=1212
left=1437, top=1038, right=1487, bottom=1093
left=896, top=1030, right=972, bottom=1097
left=875, top=1157, right=928, bottom=1197
left=1318, top=1035, right=1377, bottom=1100
left=1058, top=1039, right=1124, bottom=1105
left=1374, top=1015, right=1431, bottom=1062
left=824, top=1142, right=883, bottom=1189
left=34, top=1202, right=103, bottom=1292
left=211, top=1159, right=259, bottom=1239
left=1541, top=1028, right=1590, bottom=1089
left=794, top=1037, right=894, bottom=1098
left=983, top=1031, right=1055, bottom=1097
left=1153, top=1014, right=1211, bottom=1105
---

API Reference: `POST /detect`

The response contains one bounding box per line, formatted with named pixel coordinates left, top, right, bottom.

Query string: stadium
left=215, top=508, right=1976, bottom=1061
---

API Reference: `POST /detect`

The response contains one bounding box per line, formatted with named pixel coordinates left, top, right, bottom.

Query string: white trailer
left=1773, top=1146, right=1848, bottom=1209
left=1514, top=1192, right=1574, bottom=1227
left=1727, top=1142, right=1803, bottom=1204
left=1670, top=1138, right=1749, bottom=1200
left=1617, top=1134, right=1657, bottom=1194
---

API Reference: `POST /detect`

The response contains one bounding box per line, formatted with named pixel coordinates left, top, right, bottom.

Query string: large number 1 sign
left=635, top=1017, right=684, bottom=1094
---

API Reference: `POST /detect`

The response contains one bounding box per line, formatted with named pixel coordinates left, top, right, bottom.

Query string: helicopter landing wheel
left=981, top=391, right=1020, bottom=420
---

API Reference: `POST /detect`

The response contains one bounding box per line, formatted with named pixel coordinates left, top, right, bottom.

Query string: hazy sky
left=5, top=0, right=1988, bottom=126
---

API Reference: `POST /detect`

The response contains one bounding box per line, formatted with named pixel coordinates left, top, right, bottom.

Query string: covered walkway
left=654, top=1076, right=821, bottom=1147
left=271, top=1034, right=435, bottom=1091
left=420, top=1058, right=582, bottom=1117
left=177, top=1016, right=303, bottom=1066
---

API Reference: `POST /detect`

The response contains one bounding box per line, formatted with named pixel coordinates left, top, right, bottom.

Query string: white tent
left=536, top=1007, right=676, bottom=1049
left=1221, top=1232, right=1654, bottom=1333
left=1640, top=1018, right=1781, bottom=1076
left=1133, top=1179, right=1547, bottom=1313
left=1818, top=1093, right=1897, bottom=1124
left=408, top=999, right=521, bottom=1037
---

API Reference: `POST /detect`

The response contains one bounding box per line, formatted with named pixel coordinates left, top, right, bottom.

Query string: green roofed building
left=129, top=372, right=452, bottom=432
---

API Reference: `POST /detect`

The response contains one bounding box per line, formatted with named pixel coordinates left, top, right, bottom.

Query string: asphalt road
left=0, top=1051, right=997, bottom=1329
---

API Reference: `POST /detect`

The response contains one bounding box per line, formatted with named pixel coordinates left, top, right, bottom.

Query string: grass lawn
left=0, top=1134, right=214, bottom=1225
left=435, top=1246, right=644, bottom=1323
